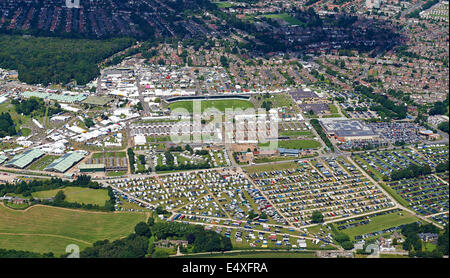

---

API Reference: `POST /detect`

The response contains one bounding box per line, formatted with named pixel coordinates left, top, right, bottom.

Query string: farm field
left=31, top=187, right=110, bottom=206
left=0, top=204, right=146, bottom=255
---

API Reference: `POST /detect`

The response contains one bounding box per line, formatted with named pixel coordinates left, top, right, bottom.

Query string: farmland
left=0, top=204, right=146, bottom=255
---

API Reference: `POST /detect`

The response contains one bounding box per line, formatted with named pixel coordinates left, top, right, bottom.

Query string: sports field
left=0, top=204, right=146, bottom=255
left=168, top=99, right=254, bottom=113
left=31, top=186, right=110, bottom=206
left=262, top=13, right=305, bottom=26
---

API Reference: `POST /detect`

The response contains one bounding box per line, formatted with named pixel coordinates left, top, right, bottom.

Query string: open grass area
left=279, top=130, right=314, bottom=137
left=27, top=155, right=60, bottom=171
left=32, top=187, right=110, bottom=206
left=243, top=161, right=299, bottom=174
left=214, top=1, right=233, bottom=8
left=0, top=101, right=33, bottom=130
left=180, top=251, right=316, bottom=258
left=259, top=139, right=321, bottom=149
left=262, top=13, right=305, bottom=26
left=106, top=171, right=127, bottom=177
left=332, top=210, right=420, bottom=239
left=253, top=156, right=294, bottom=164
left=20, top=127, right=32, bottom=136
left=168, top=99, right=254, bottom=113
left=0, top=204, right=146, bottom=255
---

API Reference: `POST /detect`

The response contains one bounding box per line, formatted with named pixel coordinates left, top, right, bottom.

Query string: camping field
left=0, top=204, right=147, bottom=255
left=180, top=251, right=317, bottom=258
left=31, top=186, right=110, bottom=206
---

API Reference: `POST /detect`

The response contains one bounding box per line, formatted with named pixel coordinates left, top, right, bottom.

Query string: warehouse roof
left=0, top=155, right=8, bottom=165
left=21, top=91, right=86, bottom=103
left=45, top=151, right=85, bottom=173
left=79, top=163, right=105, bottom=170
left=5, top=149, right=45, bottom=169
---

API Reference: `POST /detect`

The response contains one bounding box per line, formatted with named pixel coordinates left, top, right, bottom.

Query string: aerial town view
left=0, top=0, right=448, bottom=267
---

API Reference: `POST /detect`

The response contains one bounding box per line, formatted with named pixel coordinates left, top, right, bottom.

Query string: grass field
left=106, top=171, right=127, bottom=177
left=280, top=130, right=314, bottom=137
left=214, top=1, right=233, bottom=8
left=0, top=204, right=146, bottom=255
left=27, top=155, right=59, bottom=171
left=180, top=251, right=316, bottom=258
left=262, top=13, right=305, bottom=26
left=32, top=187, right=110, bottom=206
left=259, top=139, right=321, bottom=149
left=243, top=161, right=298, bottom=174
left=168, top=99, right=254, bottom=113
left=332, top=210, right=420, bottom=239
left=253, top=156, right=294, bottom=164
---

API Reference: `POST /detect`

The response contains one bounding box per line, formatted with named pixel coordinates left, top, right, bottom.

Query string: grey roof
left=44, top=151, right=85, bottom=173
left=5, top=149, right=45, bottom=169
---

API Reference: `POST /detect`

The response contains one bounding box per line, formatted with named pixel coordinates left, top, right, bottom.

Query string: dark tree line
left=0, top=35, right=135, bottom=85
left=0, top=112, right=17, bottom=138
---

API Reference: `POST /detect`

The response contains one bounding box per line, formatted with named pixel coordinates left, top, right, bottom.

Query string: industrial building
left=44, top=151, right=85, bottom=173
left=320, top=119, right=378, bottom=142
left=21, top=91, right=86, bottom=103
left=79, top=163, right=105, bottom=172
left=5, top=149, right=45, bottom=169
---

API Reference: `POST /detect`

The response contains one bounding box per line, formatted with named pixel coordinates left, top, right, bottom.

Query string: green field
left=0, top=204, right=146, bottom=255
left=168, top=99, right=254, bottom=113
left=106, top=171, right=127, bottom=177
left=332, top=210, right=420, bottom=239
left=253, top=156, right=294, bottom=164
left=260, top=139, right=321, bottom=149
left=243, top=161, right=298, bottom=174
left=214, top=1, right=233, bottom=8
left=32, top=187, right=110, bottom=206
left=280, top=130, right=314, bottom=137
left=92, top=152, right=126, bottom=159
left=180, top=251, right=316, bottom=258
left=262, top=13, right=305, bottom=26
left=27, top=155, right=60, bottom=171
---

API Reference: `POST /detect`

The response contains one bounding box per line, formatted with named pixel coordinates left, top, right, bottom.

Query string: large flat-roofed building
left=79, top=163, right=105, bottom=172
left=44, top=151, right=85, bottom=173
left=21, top=91, right=86, bottom=103
left=5, top=149, right=45, bottom=169
left=320, top=119, right=378, bottom=142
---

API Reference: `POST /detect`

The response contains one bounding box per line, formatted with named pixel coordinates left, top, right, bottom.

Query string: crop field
left=0, top=204, right=146, bottom=255
left=32, top=187, right=110, bottom=206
